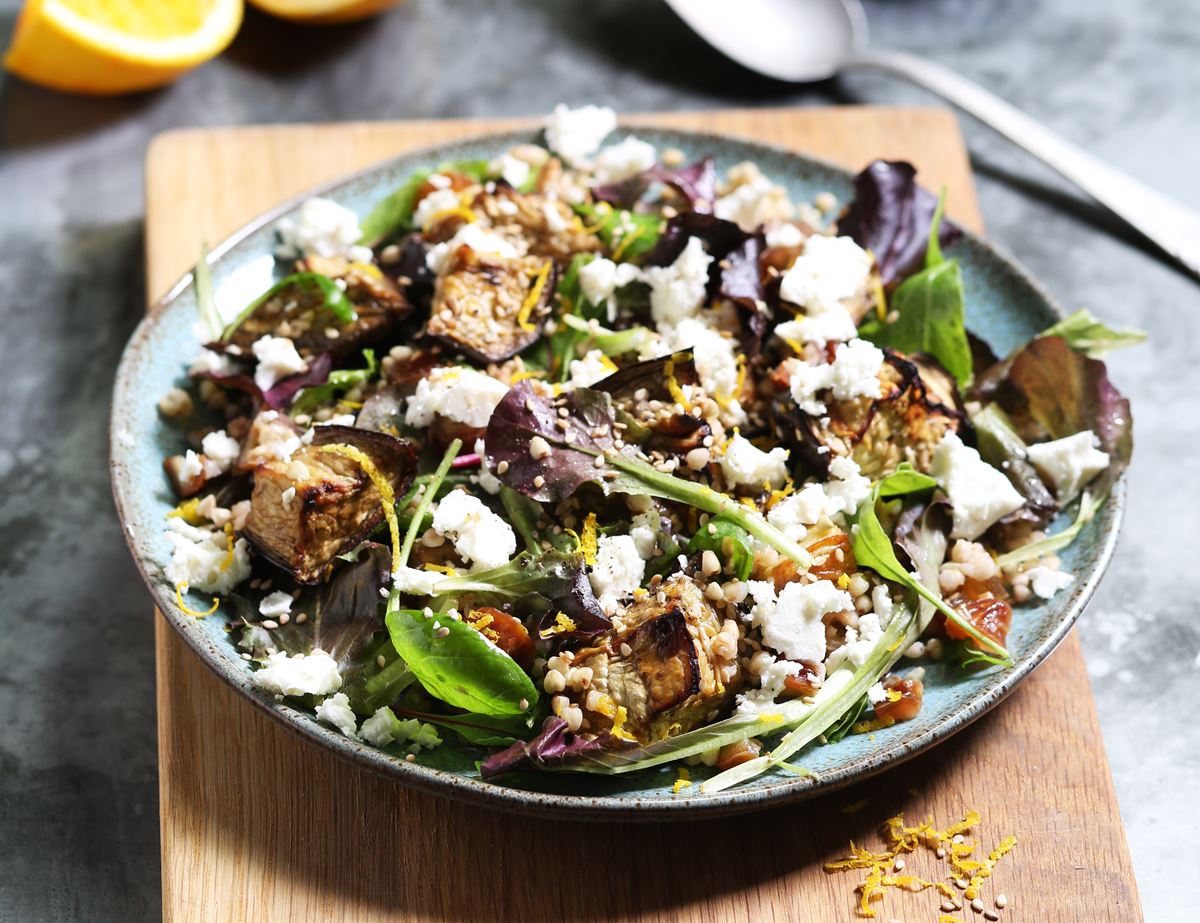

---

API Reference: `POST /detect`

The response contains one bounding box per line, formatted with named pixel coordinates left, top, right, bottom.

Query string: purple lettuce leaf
left=479, top=716, right=617, bottom=779
left=974, top=335, right=1133, bottom=495
left=591, top=158, right=717, bottom=212
left=314, top=542, right=391, bottom=664
left=839, top=160, right=961, bottom=287
left=192, top=351, right=334, bottom=411
left=483, top=381, right=627, bottom=503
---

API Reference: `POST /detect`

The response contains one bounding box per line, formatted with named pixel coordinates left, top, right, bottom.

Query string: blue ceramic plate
left=111, top=127, right=1122, bottom=819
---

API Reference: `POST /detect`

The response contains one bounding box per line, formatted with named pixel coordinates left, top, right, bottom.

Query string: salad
left=155, top=104, right=1138, bottom=791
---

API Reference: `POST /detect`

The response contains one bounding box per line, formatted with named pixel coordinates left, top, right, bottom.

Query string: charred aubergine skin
left=774, top=348, right=967, bottom=480
left=242, top=425, right=415, bottom=585
left=566, top=576, right=741, bottom=743
left=225, top=257, right=411, bottom=363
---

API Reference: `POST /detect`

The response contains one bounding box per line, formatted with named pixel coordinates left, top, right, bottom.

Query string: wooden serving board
left=147, top=107, right=1142, bottom=922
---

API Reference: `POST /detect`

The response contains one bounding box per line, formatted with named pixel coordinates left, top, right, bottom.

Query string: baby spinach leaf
left=358, top=159, right=491, bottom=246
left=862, top=194, right=972, bottom=387
left=385, top=608, right=538, bottom=717
left=573, top=204, right=663, bottom=261
left=688, top=514, right=754, bottom=580
left=1039, top=308, right=1147, bottom=358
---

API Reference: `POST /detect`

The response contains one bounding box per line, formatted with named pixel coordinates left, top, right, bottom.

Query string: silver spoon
left=665, top=0, right=1200, bottom=277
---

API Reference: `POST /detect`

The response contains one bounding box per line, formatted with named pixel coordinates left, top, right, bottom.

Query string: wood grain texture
left=147, top=107, right=1141, bottom=922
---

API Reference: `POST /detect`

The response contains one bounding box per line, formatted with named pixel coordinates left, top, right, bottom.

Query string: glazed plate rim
left=111, top=124, right=1124, bottom=820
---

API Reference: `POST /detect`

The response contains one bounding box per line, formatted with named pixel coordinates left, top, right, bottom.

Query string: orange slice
left=248, top=0, right=403, bottom=24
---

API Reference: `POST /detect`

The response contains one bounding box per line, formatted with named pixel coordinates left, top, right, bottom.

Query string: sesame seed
left=892, top=857, right=905, bottom=870
left=519, top=698, right=529, bottom=711
left=936, top=847, right=946, bottom=858
left=435, top=626, right=450, bottom=638
left=278, top=613, right=290, bottom=625
left=497, top=460, right=509, bottom=474
left=994, top=895, right=1008, bottom=909
left=971, top=898, right=984, bottom=913
left=984, top=913, right=1000, bottom=921
left=241, top=652, right=252, bottom=661
left=941, top=901, right=958, bottom=913
left=377, top=654, right=387, bottom=669
left=955, top=879, right=969, bottom=890
left=533, top=475, right=546, bottom=488
left=953, top=834, right=966, bottom=844
left=262, top=619, right=278, bottom=629
left=405, top=753, right=416, bottom=762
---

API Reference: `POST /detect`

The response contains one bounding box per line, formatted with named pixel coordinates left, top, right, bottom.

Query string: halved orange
left=248, top=0, right=404, bottom=25
left=4, top=0, right=243, bottom=95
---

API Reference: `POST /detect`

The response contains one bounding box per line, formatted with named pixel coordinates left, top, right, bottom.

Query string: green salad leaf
left=848, top=468, right=1010, bottom=661
left=220, top=271, right=354, bottom=342
left=861, top=192, right=972, bottom=386
left=384, top=608, right=538, bottom=717
left=1040, top=308, right=1147, bottom=358
left=573, top=203, right=663, bottom=261
left=688, top=514, right=754, bottom=580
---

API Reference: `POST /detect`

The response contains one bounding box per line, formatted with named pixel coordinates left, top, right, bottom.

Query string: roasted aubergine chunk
left=224, top=257, right=410, bottom=362
left=471, top=186, right=602, bottom=262
left=427, top=246, right=557, bottom=363
left=774, top=349, right=966, bottom=479
left=566, top=576, right=741, bottom=744
left=242, top=426, right=416, bottom=584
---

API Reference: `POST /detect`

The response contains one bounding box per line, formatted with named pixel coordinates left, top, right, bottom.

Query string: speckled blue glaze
left=110, top=127, right=1123, bottom=820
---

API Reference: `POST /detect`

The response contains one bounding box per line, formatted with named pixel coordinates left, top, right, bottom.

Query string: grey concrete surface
left=0, top=0, right=1194, bottom=917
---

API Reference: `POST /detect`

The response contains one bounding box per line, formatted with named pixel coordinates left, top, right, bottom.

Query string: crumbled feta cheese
left=578, top=256, right=643, bottom=322
left=824, top=455, right=872, bottom=518
left=412, top=187, right=461, bottom=230
left=200, top=429, right=241, bottom=473
left=786, top=338, right=884, bottom=414
left=251, top=335, right=307, bottom=392
left=592, top=136, right=657, bottom=184
left=765, top=222, right=805, bottom=249
left=720, top=433, right=789, bottom=488
left=258, top=590, right=294, bottom=619
left=361, top=707, right=443, bottom=751
left=491, top=153, right=531, bottom=188
left=275, top=197, right=372, bottom=263
left=315, top=692, right=359, bottom=739
left=164, top=518, right=251, bottom=595
left=425, top=223, right=521, bottom=274
left=544, top=103, right=617, bottom=168
left=745, top=580, right=779, bottom=623
left=1025, top=430, right=1110, bottom=502
left=777, top=234, right=872, bottom=345
left=588, top=534, right=645, bottom=608
left=316, top=413, right=357, bottom=428
left=779, top=234, right=873, bottom=313
left=252, top=648, right=342, bottom=697
left=661, top=317, right=745, bottom=422
left=189, top=347, right=237, bottom=377
left=871, top=585, right=894, bottom=625
left=867, top=681, right=888, bottom=705
left=431, top=489, right=516, bottom=571
left=825, top=612, right=884, bottom=672
left=404, top=366, right=509, bottom=429
left=1026, top=566, right=1075, bottom=599
left=736, top=657, right=804, bottom=715
left=931, top=432, right=1026, bottom=540
left=753, top=579, right=853, bottom=662
left=177, top=449, right=205, bottom=483
left=714, top=169, right=794, bottom=231
left=567, top=349, right=616, bottom=388
left=642, top=237, right=713, bottom=328
left=629, top=509, right=659, bottom=559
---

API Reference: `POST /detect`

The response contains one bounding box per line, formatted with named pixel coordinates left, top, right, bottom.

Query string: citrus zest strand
left=319, top=443, right=399, bottom=565
left=517, top=261, right=552, bottom=332
left=174, top=583, right=219, bottom=618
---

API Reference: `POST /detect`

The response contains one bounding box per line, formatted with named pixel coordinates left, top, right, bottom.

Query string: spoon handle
left=848, top=48, right=1200, bottom=278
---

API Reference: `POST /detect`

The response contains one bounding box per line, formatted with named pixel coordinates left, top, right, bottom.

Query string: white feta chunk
left=200, top=429, right=241, bottom=474
left=544, top=103, right=618, bottom=168
left=588, top=534, right=645, bottom=609
left=251, top=335, right=307, bottom=392
left=412, top=187, right=462, bottom=230
left=189, top=347, right=237, bottom=377
left=629, top=509, right=659, bottom=559
left=491, top=153, right=532, bottom=188
left=425, top=223, right=520, bottom=274
left=275, top=197, right=372, bottom=263
left=825, top=612, right=884, bottom=672
left=720, top=433, right=789, bottom=489
left=642, top=237, right=713, bottom=328
left=163, top=518, right=251, bottom=596
left=786, top=338, right=883, bottom=415
left=765, top=222, right=805, bottom=248
left=714, top=171, right=794, bottom=231
left=777, top=234, right=873, bottom=346
left=315, top=692, right=359, bottom=739
left=753, top=579, right=852, bottom=662
left=404, top=366, right=509, bottom=429
left=1025, top=430, right=1110, bottom=503
left=578, top=256, right=642, bottom=322
left=431, top=489, right=516, bottom=571
left=661, top=317, right=745, bottom=422
left=392, top=565, right=443, bottom=596
left=258, top=590, right=294, bottom=620
left=931, top=432, right=1026, bottom=540
left=1026, top=566, right=1075, bottom=599
left=252, top=649, right=342, bottom=697
left=592, top=136, right=657, bottom=184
